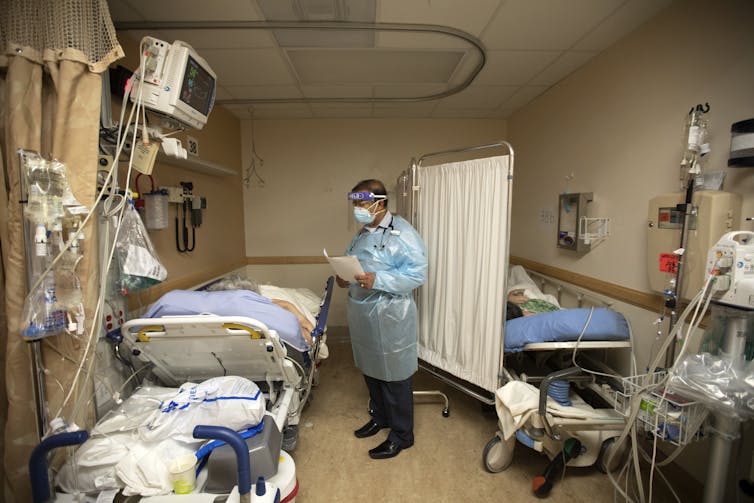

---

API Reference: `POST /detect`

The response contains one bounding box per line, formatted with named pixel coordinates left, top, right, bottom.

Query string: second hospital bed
left=399, top=142, right=634, bottom=485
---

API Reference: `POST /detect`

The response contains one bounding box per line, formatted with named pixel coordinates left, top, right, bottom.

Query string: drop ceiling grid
left=376, top=0, right=504, bottom=39
left=106, top=0, right=673, bottom=119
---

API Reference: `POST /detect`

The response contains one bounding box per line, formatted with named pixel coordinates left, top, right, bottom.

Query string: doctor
left=336, top=179, right=427, bottom=459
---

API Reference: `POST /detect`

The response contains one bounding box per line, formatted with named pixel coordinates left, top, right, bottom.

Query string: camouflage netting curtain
left=0, top=1, right=123, bottom=500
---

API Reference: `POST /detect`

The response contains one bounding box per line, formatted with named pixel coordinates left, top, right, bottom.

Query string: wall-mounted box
left=558, top=192, right=592, bottom=253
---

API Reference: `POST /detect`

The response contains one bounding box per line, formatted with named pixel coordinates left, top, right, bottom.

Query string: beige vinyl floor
left=290, top=329, right=700, bottom=503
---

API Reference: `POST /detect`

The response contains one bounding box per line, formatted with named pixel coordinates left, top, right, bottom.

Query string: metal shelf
left=156, top=152, right=237, bottom=177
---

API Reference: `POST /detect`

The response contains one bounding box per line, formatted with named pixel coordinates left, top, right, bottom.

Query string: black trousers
left=364, top=374, right=414, bottom=447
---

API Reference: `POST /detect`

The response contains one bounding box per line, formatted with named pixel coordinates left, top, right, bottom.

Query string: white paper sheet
left=324, top=249, right=364, bottom=280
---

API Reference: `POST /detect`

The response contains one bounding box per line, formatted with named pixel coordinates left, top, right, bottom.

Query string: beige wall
left=241, top=118, right=506, bottom=324
left=114, top=34, right=246, bottom=308
left=508, top=0, right=754, bottom=286
left=507, top=0, right=754, bottom=485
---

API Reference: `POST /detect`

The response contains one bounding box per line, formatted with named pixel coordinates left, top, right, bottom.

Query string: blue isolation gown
left=345, top=213, right=428, bottom=381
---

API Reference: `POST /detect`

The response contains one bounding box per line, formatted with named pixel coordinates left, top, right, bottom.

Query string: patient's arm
left=271, top=299, right=314, bottom=346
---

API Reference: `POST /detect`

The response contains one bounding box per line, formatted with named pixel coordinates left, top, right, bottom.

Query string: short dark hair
left=351, top=179, right=387, bottom=207
left=506, top=301, right=523, bottom=321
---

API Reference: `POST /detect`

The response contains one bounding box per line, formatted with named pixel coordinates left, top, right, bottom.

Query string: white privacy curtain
left=415, top=156, right=510, bottom=392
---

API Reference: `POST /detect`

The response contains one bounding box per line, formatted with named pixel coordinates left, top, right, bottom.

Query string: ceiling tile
left=199, top=48, right=297, bottom=86
left=448, top=51, right=485, bottom=87
left=257, top=0, right=376, bottom=22
left=530, top=51, right=597, bottom=86
left=153, top=29, right=276, bottom=49
left=482, top=0, right=624, bottom=50
left=573, top=0, right=672, bottom=51
left=287, top=49, right=464, bottom=84
left=475, top=51, right=561, bottom=85
left=501, top=85, right=549, bottom=108
left=222, top=85, right=303, bottom=100
left=123, top=0, right=263, bottom=21
left=242, top=104, right=313, bottom=119
left=375, top=31, right=474, bottom=50
left=301, top=85, right=374, bottom=98
left=272, top=29, right=375, bottom=48
left=107, top=1, right=144, bottom=21
left=311, top=107, right=374, bottom=118
left=378, top=0, right=502, bottom=38
left=431, top=108, right=493, bottom=118
left=374, top=84, right=448, bottom=99
left=434, top=85, right=518, bottom=109
left=373, top=102, right=436, bottom=118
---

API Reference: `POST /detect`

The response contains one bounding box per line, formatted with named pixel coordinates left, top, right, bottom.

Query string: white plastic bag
left=139, top=376, right=265, bottom=443
left=115, top=203, right=167, bottom=294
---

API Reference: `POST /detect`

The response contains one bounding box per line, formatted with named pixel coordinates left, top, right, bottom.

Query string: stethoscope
left=348, top=215, right=398, bottom=253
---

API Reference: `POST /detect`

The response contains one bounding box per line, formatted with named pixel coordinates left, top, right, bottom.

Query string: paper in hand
left=324, top=249, right=364, bottom=280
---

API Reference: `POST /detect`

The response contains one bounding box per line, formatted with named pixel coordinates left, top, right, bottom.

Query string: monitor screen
left=179, top=55, right=215, bottom=116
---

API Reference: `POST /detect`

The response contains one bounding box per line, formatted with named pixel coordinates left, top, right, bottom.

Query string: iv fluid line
left=53, top=43, right=149, bottom=425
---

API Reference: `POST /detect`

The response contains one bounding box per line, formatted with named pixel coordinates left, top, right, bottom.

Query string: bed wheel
left=596, top=437, right=628, bottom=474
left=483, top=434, right=515, bottom=473
left=442, top=408, right=450, bottom=417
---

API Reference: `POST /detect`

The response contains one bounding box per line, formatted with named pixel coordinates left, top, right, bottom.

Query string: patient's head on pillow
left=207, top=274, right=260, bottom=294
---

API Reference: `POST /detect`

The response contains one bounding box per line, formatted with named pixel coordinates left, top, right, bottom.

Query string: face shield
left=348, top=191, right=387, bottom=203
left=347, top=191, right=387, bottom=228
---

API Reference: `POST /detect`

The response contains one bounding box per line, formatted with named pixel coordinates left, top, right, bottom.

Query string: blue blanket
left=504, top=308, right=629, bottom=353
left=143, top=290, right=309, bottom=352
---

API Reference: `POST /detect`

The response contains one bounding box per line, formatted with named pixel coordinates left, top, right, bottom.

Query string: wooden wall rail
left=127, top=255, right=664, bottom=315
left=246, top=256, right=327, bottom=265
left=126, top=258, right=247, bottom=311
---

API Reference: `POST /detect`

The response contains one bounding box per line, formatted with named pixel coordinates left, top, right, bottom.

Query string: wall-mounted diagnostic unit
left=647, top=190, right=742, bottom=299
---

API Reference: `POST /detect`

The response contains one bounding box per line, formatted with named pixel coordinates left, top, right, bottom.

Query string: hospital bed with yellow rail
left=34, top=277, right=333, bottom=502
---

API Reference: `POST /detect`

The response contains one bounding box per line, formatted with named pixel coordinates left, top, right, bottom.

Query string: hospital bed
left=41, top=277, right=333, bottom=501
left=121, top=276, right=333, bottom=446
left=400, top=141, right=633, bottom=494
left=483, top=267, right=633, bottom=495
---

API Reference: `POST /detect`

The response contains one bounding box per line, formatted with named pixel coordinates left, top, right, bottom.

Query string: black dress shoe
left=368, top=439, right=412, bottom=459
left=354, top=420, right=387, bottom=439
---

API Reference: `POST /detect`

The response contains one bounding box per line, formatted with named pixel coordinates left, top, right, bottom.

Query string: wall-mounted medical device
left=729, top=118, right=754, bottom=167
left=129, top=37, right=216, bottom=130
left=706, top=231, right=754, bottom=309
left=558, top=192, right=602, bottom=253
left=647, top=190, right=742, bottom=300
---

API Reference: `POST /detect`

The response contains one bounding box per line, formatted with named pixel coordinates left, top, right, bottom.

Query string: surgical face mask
left=353, top=206, right=376, bottom=225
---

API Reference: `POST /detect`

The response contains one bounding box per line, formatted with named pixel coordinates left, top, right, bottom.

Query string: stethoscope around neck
left=349, top=215, right=396, bottom=252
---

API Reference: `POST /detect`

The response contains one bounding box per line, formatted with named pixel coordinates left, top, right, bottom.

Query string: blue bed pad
left=504, top=308, right=630, bottom=353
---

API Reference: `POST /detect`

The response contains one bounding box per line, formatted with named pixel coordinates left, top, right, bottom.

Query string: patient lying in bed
left=503, top=266, right=630, bottom=352
left=144, top=277, right=311, bottom=353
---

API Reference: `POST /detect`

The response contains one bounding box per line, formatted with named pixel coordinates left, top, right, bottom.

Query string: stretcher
left=32, top=277, right=333, bottom=502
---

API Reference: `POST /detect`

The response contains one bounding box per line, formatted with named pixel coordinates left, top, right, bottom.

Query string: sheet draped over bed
left=415, top=156, right=510, bottom=392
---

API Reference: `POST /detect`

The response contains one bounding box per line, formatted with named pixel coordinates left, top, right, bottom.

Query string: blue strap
left=195, top=419, right=265, bottom=474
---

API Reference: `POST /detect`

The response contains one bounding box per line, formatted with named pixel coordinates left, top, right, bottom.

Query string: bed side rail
left=121, top=315, right=275, bottom=341
left=526, top=270, right=612, bottom=309
left=311, top=276, right=334, bottom=339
